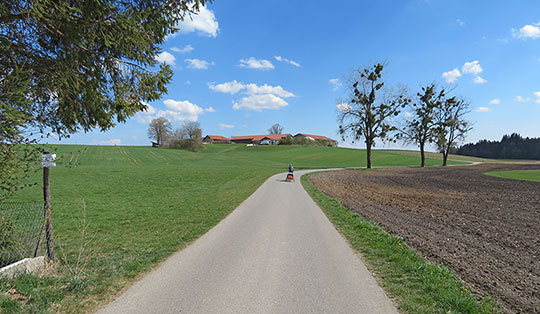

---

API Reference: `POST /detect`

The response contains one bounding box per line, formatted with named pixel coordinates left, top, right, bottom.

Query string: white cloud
left=336, top=103, right=352, bottom=113
left=210, top=81, right=294, bottom=111
left=208, top=80, right=246, bottom=94
left=171, top=44, right=194, bottom=53
left=155, top=51, right=176, bottom=65
left=462, top=61, right=483, bottom=75
left=404, top=111, right=413, bottom=118
left=219, top=123, right=234, bottom=129
left=473, top=76, right=488, bottom=84
left=489, top=99, right=500, bottom=105
left=442, top=68, right=461, bottom=83
left=185, top=58, right=214, bottom=70
left=98, top=139, right=122, bottom=145
left=476, top=107, right=491, bottom=112
left=456, top=19, right=465, bottom=26
left=534, top=92, right=540, bottom=104
left=205, top=106, right=216, bottom=112
left=244, top=83, right=294, bottom=98
left=175, top=5, right=219, bottom=38
left=209, top=81, right=294, bottom=98
left=238, top=57, right=274, bottom=70
left=135, top=100, right=206, bottom=123
left=329, top=78, right=342, bottom=91
left=515, top=95, right=531, bottom=102
left=513, top=23, right=540, bottom=39
left=274, top=56, right=300, bottom=67
left=233, top=94, right=288, bottom=111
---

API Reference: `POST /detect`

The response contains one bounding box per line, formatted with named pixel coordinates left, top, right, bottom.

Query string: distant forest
left=457, top=133, right=540, bottom=160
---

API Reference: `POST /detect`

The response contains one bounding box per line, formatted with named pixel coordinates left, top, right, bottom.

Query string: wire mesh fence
left=0, top=201, right=45, bottom=268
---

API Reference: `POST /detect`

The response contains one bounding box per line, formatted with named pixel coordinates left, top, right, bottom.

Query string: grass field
left=485, top=169, right=540, bottom=182
left=1, top=144, right=462, bottom=313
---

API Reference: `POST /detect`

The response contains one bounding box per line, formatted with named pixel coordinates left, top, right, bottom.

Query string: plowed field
left=310, top=164, right=540, bottom=313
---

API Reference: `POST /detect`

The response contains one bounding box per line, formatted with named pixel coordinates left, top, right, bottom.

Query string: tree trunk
left=420, top=141, right=425, bottom=167
left=366, top=143, right=372, bottom=169
left=443, top=148, right=449, bottom=166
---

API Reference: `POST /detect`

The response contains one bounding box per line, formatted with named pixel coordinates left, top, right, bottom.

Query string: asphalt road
left=97, top=170, right=398, bottom=314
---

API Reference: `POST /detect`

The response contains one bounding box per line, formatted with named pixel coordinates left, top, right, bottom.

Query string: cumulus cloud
left=238, top=57, right=274, bottom=70
left=329, top=78, right=342, bottom=91
left=98, top=139, right=122, bottom=145
left=209, top=81, right=294, bottom=98
left=185, top=58, right=214, bottom=69
left=219, top=123, right=234, bottom=129
left=473, top=76, right=488, bottom=84
left=513, top=22, right=540, bottom=39
left=535, top=92, right=540, bottom=104
left=489, top=99, right=500, bottom=105
left=233, top=94, right=288, bottom=111
left=175, top=5, right=219, bottom=38
left=171, top=44, right=194, bottom=53
left=476, top=107, right=492, bottom=112
left=274, top=56, right=300, bottom=67
left=515, top=95, right=531, bottom=102
left=155, top=51, right=175, bottom=65
left=336, top=103, right=352, bottom=113
left=462, top=61, right=483, bottom=75
left=209, top=80, right=295, bottom=111
left=442, top=68, right=461, bottom=83
left=135, top=99, right=213, bottom=123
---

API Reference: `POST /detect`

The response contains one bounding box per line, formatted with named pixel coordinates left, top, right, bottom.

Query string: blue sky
left=49, top=0, right=540, bottom=149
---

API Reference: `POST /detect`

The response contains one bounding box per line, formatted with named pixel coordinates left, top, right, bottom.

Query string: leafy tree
left=338, top=63, right=409, bottom=168
left=435, top=97, right=471, bottom=166
left=268, top=123, right=284, bottom=135
left=401, top=84, right=446, bottom=167
left=169, top=121, right=203, bottom=152
left=147, top=117, right=171, bottom=146
left=1, top=0, right=209, bottom=195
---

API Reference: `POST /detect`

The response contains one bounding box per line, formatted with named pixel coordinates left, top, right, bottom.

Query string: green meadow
left=485, top=169, right=540, bottom=183
left=1, top=144, right=462, bottom=313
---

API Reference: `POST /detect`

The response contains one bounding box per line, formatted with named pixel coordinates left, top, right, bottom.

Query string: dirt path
left=310, top=164, right=540, bottom=314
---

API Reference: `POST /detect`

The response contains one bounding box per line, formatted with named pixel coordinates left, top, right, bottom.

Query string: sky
left=47, top=0, right=540, bottom=149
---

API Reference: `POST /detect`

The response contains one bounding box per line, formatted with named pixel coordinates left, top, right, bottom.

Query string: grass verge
left=485, top=169, right=540, bottom=183
left=301, top=172, right=500, bottom=314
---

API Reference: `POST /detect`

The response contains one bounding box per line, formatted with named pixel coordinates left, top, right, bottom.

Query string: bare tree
left=268, top=123, right=284, bottom=135
left=435, top=97, right=472, bottom=166
left=182, top=121, right=202, bottom=140
left=401, top=83, right=446, bottom=167
left=147, top=117, right=172, bottom=146
left=338, top=63, right=409, bottom=168
left=169, top=121, right=203, bottom=152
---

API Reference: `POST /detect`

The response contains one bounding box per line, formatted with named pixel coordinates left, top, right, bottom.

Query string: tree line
left=338, top=63, right=471, bottom=168
left=147, top=117, right=204, bottom=152
left=457, top=134, right=540, bottom=160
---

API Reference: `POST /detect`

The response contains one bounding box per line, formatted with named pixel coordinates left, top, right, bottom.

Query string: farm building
left=203, top=135, right=231, bottom=144
left=231, top=134, right=291, bottom=145
left=294, top=133, right=337, bottom=146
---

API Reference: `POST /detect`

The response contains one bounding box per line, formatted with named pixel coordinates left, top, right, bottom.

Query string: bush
left=0, top=212, right=23, bottom=268
left=169, top=139, right=203, bottom=152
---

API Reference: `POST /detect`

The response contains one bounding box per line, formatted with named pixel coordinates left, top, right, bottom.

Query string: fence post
left=42, top=152, right=55, bottom=262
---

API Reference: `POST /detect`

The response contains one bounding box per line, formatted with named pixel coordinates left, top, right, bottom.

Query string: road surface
left=97, top=170, right=398, bottom=314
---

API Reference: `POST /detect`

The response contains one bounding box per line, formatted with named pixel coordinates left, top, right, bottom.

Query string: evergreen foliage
left=457, top=133, right=540, bottom=160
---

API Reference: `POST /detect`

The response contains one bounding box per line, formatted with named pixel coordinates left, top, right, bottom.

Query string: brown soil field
left=310, top=164, right=540, bottom=314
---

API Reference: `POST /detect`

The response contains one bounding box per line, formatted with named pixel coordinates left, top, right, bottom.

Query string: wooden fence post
left=42, top=152, right=55, bottom=262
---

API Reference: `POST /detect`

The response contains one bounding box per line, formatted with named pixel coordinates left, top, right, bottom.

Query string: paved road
left=97, top=170, right=398, bottom=314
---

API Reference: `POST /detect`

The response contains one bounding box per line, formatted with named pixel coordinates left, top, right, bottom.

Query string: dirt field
left=310, top=164, right=540, bottom=313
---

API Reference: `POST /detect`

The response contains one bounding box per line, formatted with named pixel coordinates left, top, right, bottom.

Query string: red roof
left=206, top=135, right=230, bottom=141
left=295, top=133, right=336, bottom=142
left=232, top=134, right=291, bottom=141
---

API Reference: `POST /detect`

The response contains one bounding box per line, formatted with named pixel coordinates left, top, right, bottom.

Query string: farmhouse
left=203, top=135, right=231, bottom=144
left=231, top=134, right=291, bottom=145
left=294, top=133, right=338, bottom=146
